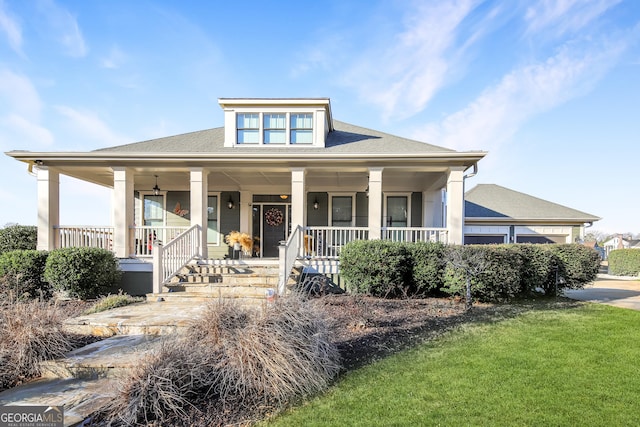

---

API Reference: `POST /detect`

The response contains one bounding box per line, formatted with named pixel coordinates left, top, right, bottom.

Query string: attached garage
left=515, top=235, right=566, bottom=244
left=464, top=235, right=506, bottom=244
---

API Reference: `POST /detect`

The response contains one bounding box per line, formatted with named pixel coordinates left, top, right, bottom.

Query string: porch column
left=446, top=167, right=465, bottom=245
left=190, top=168, right=209, bottom=259
left=368, top=168, right=383, bottom=239
left=112, top=167, right=134, bottom=258
left=239, top=190, right=251, bottom=235
left=290, top=168, right=306, bottom=230
left=36, top=166, right=59, bottom=251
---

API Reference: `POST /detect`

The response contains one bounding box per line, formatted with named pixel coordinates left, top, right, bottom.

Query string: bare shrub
left=106, top=295, right=341, bottom=426
left=0, top=301, right=72, bottom=390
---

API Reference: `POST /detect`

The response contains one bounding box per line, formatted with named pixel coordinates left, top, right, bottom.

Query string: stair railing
left=278, top=224, right=303, bottom=296
left=152, top=224, right=201, bottom=294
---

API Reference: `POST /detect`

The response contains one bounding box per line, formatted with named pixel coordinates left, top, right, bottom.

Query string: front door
left=262, top=205, right=287, bottom=257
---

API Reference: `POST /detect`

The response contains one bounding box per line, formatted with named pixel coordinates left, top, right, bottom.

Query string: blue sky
left=0, top=0, right=638, bottom=234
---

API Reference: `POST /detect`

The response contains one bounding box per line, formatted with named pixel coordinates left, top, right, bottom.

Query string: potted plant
left=225, top=231, right=253, bottom=256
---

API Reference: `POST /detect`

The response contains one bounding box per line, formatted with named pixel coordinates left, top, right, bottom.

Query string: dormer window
left=237, top=113, right=259, bottom=144
left=219, top=98, right=333, bottom=148
left=291, top=113, right=313, bottom=144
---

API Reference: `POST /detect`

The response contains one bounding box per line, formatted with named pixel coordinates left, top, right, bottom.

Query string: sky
left=0, top=0, right=638, bottom=234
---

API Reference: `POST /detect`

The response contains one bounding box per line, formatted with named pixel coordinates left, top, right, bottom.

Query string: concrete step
left=0, top=377, right=115, bottom=427
left=40, top=335, right=163, bottom=380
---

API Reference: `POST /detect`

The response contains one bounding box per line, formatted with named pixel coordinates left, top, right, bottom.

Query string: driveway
left=564, top=275, right=640, bottom=311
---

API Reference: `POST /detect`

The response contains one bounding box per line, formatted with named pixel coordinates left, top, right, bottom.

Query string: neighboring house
left=603, top=235, right=640, bottom=258
left=6, top=97, right=486, bottom=293
left=464, top=184, right=600, bottom=244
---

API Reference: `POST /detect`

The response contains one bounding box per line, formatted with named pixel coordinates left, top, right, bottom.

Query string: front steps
left=148, top=261, right=285, bottom=304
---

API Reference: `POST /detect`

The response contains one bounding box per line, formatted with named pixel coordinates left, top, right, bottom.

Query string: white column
left=112, top=167, right=134, bottom=258
left=36, top=166, right=59, bottom=251
left=368, top=168, right=383, bottom=240
left=291, top=168, right=306, bottom=230
left=446, top=167, right=465, bottom=245
left=190, top=168, right=209, bottom=259
left=239, top=190, right=251, bottom=235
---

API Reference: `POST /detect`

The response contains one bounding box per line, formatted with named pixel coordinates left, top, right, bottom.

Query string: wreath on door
left=265, top=207, right=284, bottom=227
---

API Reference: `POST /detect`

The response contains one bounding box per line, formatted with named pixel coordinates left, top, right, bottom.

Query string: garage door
left=516, top=235, right=566, bottom=244
left=464, top=235, right=506, bottom=245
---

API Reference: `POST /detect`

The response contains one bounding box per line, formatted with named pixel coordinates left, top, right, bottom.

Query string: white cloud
left=37, top=0, right=87, bottom=57
left=2, top=114, right=54, bottom=146
left=412, top=36, right=629, bottom=152
left=525, top=0, right=621, bottom=37
left=341, top=0, right=484, bottom=120
left=0, top=69, right=42, bottom=118
left=100, top=45, right=126, bottom=69
left=54, top=105, right=128, bottom=148
left=0, top=0, right=22, bottom=54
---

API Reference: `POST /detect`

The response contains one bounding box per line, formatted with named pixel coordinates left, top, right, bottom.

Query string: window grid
left=291, top=113, right=313, bottom=144
left=237, top=113, right=259, bottom=144
left=264, top=113, right=286, bottom=144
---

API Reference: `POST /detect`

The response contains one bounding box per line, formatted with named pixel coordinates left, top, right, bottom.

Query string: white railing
left=278, top=225, right=303, bottom=296
left=382, top=227, right=448, bottom=243
left=56, top=226, right=114, bottom=251
left=152, top=224, right=201, bottom=293
left=303, top=226, right=369, bottom=259
left=132, top=226, right=189, bottom=257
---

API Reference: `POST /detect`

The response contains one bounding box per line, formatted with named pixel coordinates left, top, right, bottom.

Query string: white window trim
left=207, top=192, right=221, bottom=246
left=383, top=193, right=412, bottom=227
left=329, top=192, right=356, bottom=227
left=235, top=111, right=315, bottom=146
left=138, top=191, right=167, bottom=226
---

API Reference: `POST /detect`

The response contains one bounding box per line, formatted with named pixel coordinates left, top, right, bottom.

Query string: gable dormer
left=219, top=98, right=333, bottom=148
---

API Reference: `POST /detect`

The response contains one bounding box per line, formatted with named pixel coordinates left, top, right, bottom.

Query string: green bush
left=513, top=244, right=559, bottom=296
left=442, top=245, right=524, bottom=302
left=409, top=242, right=447, bottom=296
left=550, top=244, right=600, bottom=290
left=608, top=249, right=640, bottom=277
left=340, top=240, right=411, bottom=297
left=0, top=225, right=37, bottom=254
left=0, top=250, right=51, bottom=301
left=44, top=248, right=122, bottom=299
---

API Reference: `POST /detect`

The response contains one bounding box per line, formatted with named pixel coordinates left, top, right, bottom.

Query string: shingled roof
left=94, top=120, right=456, bottom=154
left=465, top=184, right=600, bottom=222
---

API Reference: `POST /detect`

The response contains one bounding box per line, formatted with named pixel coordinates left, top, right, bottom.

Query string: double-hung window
left=207, top=195, right=219, bottom=244
left=264, top=114, right=286, bottom=144
left=290, top=113, right=313, bottom=144
left=237, top=113, right=259, bottom=144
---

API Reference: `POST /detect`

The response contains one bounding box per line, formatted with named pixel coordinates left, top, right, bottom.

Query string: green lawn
left=265, top=302, right=640, bottom=426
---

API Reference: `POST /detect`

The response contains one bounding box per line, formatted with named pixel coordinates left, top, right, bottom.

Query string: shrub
left=0, top=301, right=72, bottom=391
left=82, top=291, right=144, bottom=315
left=408, top=242, right=447, bottom=296
left=0, top=225, right=37, bottom=254
left=44, top=248, right=122, bottom=299
left=106, top=296, right=340, bottom=426
left=443, top=245, right=523, bottom=302
left=513, top=244, right=559, bottom=296
left=608, top=249, right=640, bottom=277
left=550, top=244, right=600, bottom=291
left=340, top=240, right=411, bottom=297
left=0, top=250, right=51, bottom=301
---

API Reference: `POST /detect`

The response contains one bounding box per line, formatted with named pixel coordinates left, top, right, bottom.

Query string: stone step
left=166, top=283, right=275, bottom=295
left=40, top=335, right=163, bottom=380
left=185, top=264, right=279, bottom=276
left=0, top=377, right=116, bottom=427
left=149, top=292, right=269, bottom=306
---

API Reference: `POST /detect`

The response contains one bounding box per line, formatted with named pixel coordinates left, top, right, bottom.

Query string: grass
left=265, top=301, right=640, bottom=426
left=82, top=292, right=144, bottom=315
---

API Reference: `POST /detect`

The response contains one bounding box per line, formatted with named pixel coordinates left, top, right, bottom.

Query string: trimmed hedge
left=44, top=248, right=122, bottom=299
left=608, top=249, right=640, bottom=277
left=340, top=241, right=600, bottom=301
left=0, top=250, right=51, bottom=300
left=0, top=225, right=37, bottom=254
left=339, top=240, right=411, bottom=297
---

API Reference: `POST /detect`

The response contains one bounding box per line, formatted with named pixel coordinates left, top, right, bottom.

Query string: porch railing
left=302, top=226, right=369, bottom=259
left=278, top=225, right=303, bottom=296
left=382, top=227, right=448, bottom=243
left=152, top=224, right=201, bottom=293
left=132, top=226, right=190, bottom=257
left=56, top=226, right=114, bottom=251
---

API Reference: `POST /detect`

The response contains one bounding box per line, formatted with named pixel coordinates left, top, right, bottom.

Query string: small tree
left=444, top=246, right=488, bottom=310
